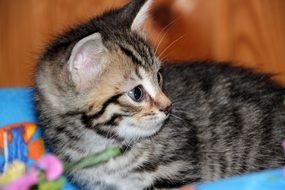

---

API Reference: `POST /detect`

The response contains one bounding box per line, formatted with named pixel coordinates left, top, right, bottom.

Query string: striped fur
left=35, top=0, right=285, bottom=189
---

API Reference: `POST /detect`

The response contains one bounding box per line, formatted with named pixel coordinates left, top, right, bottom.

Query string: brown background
left=1, top=0, right=285, bottom=87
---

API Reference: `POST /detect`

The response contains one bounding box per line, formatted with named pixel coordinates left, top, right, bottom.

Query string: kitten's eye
left=128, top=85, right=144, bottom=102
left=157, top=71, right=163, bottom=86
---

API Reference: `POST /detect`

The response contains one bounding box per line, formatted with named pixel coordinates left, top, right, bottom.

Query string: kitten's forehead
left=109, top=32, right=160, bottom=71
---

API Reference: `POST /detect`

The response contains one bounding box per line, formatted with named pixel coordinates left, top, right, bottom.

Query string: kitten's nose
left=155, top=90, right=172, bottom=115
left=159, top=104, right=172, bottom=115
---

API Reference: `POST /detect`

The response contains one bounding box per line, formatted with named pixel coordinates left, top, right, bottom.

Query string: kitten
left=35, top=0, right=285, bottom=189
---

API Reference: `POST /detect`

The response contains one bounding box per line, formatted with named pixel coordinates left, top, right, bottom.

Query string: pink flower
left=36, top=154, right=63, bottom=181
left=4, top=154, right=63, bottom=190
left=4, top=169, right=38, bottom=190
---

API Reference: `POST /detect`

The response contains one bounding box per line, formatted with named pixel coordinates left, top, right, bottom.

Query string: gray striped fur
left=35, top=1, right=285, bottom=189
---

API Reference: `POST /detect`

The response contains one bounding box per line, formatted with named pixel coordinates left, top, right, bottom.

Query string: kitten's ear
left=68, top=33, right=107, bottom=88
left=124, top=0, right=153, bottom=34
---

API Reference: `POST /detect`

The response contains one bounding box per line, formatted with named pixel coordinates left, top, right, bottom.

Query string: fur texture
left=35, top=0, right=285, bottom=189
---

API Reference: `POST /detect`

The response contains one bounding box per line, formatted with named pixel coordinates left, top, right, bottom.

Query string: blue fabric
left=0, top=88, right=37, bottom=127
left=197, top=168, right=285, bottom=190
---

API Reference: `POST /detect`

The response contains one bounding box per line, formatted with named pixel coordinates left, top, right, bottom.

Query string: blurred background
left=0, top=0, right=285, bottom=87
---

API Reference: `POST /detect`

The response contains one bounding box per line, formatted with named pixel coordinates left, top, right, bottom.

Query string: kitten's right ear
left=123, top=0, right=153, bottom=35
left=68, top=33, right=107, bottom=89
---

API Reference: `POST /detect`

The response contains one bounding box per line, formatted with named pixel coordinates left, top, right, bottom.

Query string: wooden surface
left=1, top=0, right=285, bottom=87
left=0, top=0, right=128, bottom=87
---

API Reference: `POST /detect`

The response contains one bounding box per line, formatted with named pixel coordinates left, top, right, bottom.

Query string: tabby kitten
left=35, top=0, right=285, bottom=189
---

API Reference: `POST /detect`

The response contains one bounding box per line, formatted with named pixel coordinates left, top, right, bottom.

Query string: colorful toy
left=0, top=88, right=45, bottom=172
left=0, top=123, right=45, bottom=173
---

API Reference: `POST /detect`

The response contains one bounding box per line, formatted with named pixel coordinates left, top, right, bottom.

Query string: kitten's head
left=36, top=0, right=171, bottom=141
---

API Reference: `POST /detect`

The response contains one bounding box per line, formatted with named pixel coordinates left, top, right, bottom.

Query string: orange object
left=22, top=123, right=37, bottom=143
left=0, top=122, right=37, bottom=149
left=28, top=139, right=45, bottom=160
left=0, top=122, right=45, bottom=161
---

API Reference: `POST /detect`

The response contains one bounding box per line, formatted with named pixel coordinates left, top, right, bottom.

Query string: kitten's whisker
left=172, top=107, right=187, bottom=111
left=154, top=18, right=178, bottom=55
left=105, top=125, right=112, bottom=138
left=125, top=138, right=133, bottom=151
left=172, top=97, right=193, bottom=104
left=169, top=92, right=186, bottom=102
left=172, top=100, right=193, bottom=105
left=158, top=49, right=173, bottom=62
left=168, top=118, right=189, bottom=129
left=160, top=49, right=178, bottom=62
left=171, top=113, right=192, bottom=126
left=158, top=34, right=185, bottom=59
left=170, top=114, right=186, bottom=122
left=172, top=109, right=189, bottom=115
left=110, top=131, right=119, bottom=140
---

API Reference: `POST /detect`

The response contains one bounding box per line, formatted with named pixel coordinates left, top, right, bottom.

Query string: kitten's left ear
left=124, top=0, right=153, bottom=34
left=68, top=33, right=107, bottom=89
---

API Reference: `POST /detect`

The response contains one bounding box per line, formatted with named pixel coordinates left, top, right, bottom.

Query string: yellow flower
left=0, top=160, right=26, bottom=185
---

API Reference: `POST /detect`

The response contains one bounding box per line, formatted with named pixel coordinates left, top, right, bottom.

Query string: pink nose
left=158, top=103, right=172, bottom=115
left=156, top=102, right=172, bottom=115
left=154, top=90, right=172, bottom=115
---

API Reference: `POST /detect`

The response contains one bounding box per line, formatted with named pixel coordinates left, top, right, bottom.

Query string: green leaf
left=64, top=147, right=121, bottom=172
left=38, top=178, right=65, bottom=190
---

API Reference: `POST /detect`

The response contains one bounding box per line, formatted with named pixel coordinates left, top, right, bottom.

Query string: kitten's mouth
left=115, top=116, right=165, bottom=140
left=141, top=114, right=168, bottom=130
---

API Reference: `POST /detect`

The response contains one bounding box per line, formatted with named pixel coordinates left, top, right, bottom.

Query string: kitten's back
left=158, top=61, right=285, bottom=182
